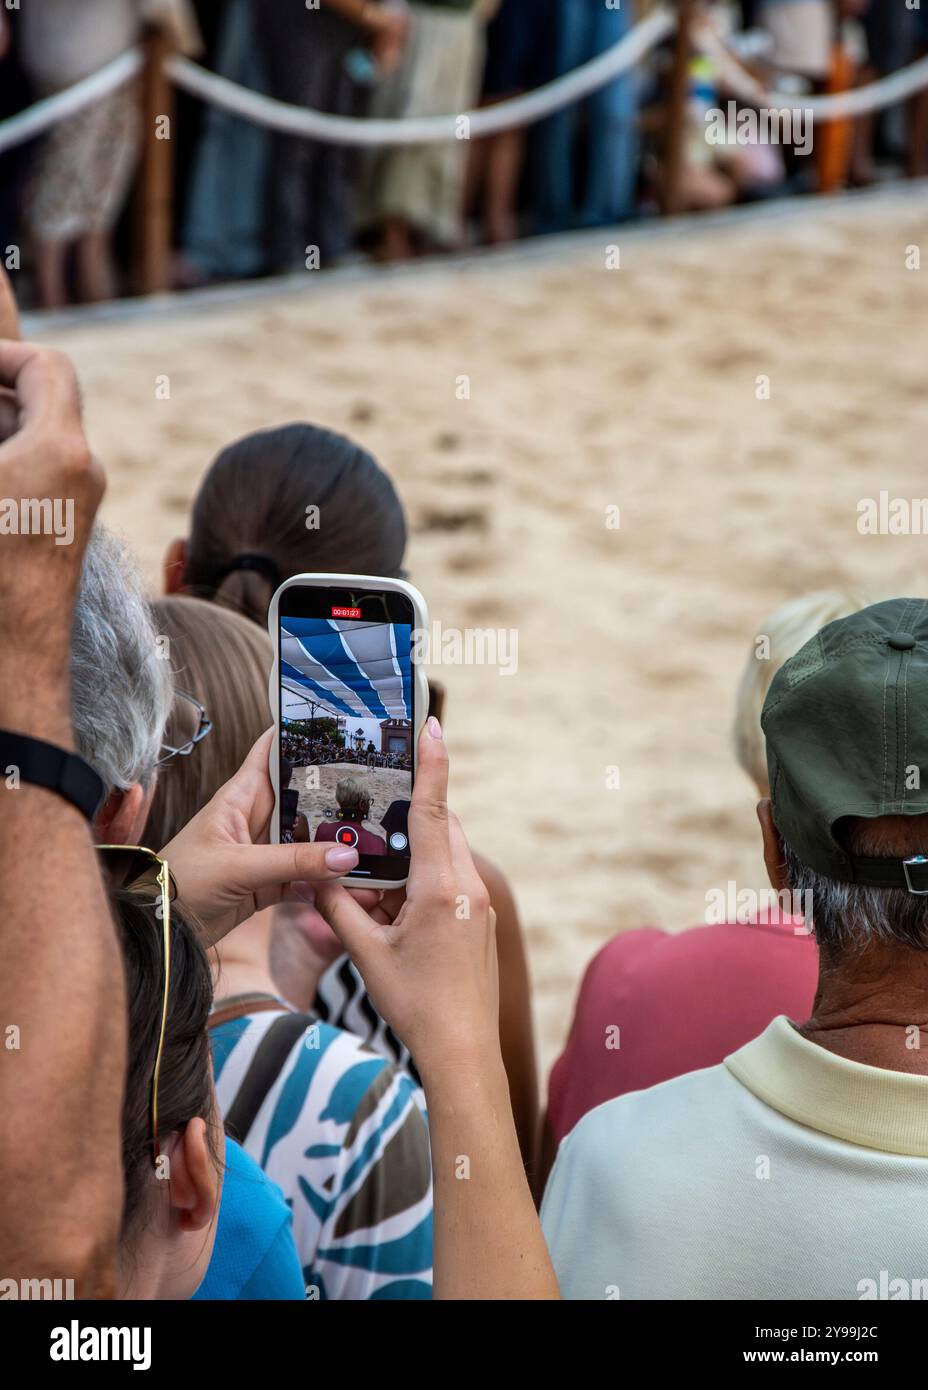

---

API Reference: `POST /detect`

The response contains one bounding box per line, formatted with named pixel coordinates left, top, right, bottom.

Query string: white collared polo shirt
left=540, top=1017, right=928, bottom=1300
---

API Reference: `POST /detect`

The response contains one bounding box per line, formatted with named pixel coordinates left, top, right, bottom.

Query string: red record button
left=337, top=826, right=359, bottom=849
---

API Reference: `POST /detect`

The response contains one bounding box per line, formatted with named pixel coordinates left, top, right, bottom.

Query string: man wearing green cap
left=541, top=598, right=928, bottom=1299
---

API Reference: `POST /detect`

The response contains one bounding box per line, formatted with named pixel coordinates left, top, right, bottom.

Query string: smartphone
left=268, top=574, right=429, bottom=890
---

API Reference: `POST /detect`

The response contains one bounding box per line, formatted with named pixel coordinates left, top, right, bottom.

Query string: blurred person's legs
left=0, top=157, right=23, bottom=266
left=360, top=27, right=429, bottom=263
left=377, top=214, right=417, bottom=262
left=757, top=0, right=833, bottom=188
left=532, top=0, right=589, bottom=234
left=470, top=0, right=551, bottom=246
left=29, top=84, right=140, bottom=306
left=256, top=4, right=363, bottom=270
left=851, top=1, right=916, bottom=187
left=181, top=0, right=270, bottom=283
left=312, top=110, right=361, bottom=267
left=0, top=25, right=31, bottom=263
left=580, top=0, right=639, bottom=227
left=911, top=6, right=928, bottom=177
left=75, top=230, right=117, bottom=305
left=33, top=239, right=69, bottom=311
left=362, top=5, right=486, bottom=260
left=173, top=0, right=230, bottom=234
left=482, top=128, right=525, bottom=243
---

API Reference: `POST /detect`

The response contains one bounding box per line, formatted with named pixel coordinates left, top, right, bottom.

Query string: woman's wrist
left=416, top=1029, right=509, bottom=1099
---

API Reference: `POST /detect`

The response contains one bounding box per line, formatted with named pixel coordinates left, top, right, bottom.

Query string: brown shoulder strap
left=208, top=993, right=288, bottom=1031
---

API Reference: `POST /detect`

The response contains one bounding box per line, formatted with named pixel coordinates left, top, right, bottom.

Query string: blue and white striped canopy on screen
left=281, top=618, right=412, bottom=722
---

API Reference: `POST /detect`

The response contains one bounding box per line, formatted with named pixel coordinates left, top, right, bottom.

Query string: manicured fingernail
left=325, top=847, right=358, bottom=871
left=427, top=716, right=443, bottom=739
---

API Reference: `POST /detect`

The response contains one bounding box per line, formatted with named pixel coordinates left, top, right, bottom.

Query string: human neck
left=212, top=909, right=278, bottom=1004
left=799, top=941, right=928, bottom=1074
left=117, top=1232, right=193, bottom=1300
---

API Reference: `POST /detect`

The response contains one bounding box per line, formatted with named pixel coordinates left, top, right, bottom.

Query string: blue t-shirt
left=193, top=1136, right=305, bottom=1300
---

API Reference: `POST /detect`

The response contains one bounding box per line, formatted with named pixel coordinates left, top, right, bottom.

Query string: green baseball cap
left=762, top=597, right=928, bottom=891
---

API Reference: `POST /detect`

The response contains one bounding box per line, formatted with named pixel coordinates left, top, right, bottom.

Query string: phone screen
left=278, top=584, right=416, bottom=882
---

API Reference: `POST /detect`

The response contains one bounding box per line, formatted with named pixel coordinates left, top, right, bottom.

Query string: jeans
left=184, top=0, right=268, bottom=279
left=533, top=0, right=640, bottom=233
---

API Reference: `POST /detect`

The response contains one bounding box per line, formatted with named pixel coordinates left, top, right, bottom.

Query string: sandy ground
left=35, top=187, right=928, bottom=1082
left=294, top=762, right=410, bottom=845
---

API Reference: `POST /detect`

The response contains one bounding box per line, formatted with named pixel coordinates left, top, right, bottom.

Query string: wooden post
left=817, top=38, right=854, bottom=195
left=133, top=27, right=174, bottom=295
left=661, top=0, right=695, bottom=217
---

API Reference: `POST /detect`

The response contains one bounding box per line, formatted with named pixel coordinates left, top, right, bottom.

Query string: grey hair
left=71, top=526, right=174, bottom=795
left=782, top=840, right=928, bottom=954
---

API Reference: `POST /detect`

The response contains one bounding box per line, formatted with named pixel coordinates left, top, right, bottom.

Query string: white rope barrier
left=166, top=5, right=674, bottom=146
left=697, top=20, right=928, bottom=122
left=0, top=47, right=144, bottom=156
left=3, top=8, right=928, bottom=158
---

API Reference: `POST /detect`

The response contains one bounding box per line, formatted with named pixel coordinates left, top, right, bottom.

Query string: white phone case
left=267, top=572, right=429, bottom=890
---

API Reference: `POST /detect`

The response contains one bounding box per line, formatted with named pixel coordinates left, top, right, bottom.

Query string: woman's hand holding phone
left=315, top=715, right=501, bottom=1072
left=161, top=728, right=364, bottom=947
left=315, top=718, right=560, bottom=1301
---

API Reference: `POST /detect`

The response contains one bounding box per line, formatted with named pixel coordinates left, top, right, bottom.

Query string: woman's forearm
left=421, top=1048, right=560, bottom=1300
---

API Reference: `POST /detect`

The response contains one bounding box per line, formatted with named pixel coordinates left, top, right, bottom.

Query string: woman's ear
left=757, top=799, right=788, bottom=892
left=168, top=1118, right=220, bottom=1234
left=163, top=537, right=188, bottom=595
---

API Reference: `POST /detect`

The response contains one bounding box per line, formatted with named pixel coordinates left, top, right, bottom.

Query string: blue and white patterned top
left=211, top=1010, right=433, bottom=1300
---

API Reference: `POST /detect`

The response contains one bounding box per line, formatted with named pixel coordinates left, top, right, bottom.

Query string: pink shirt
left=547, top=919, right=819, bottom=1145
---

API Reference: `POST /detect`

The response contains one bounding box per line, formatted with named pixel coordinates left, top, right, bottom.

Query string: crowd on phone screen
left=6, top=240, right=928, bottom=1296
left=2, top=0, right=928, bottom=307
left=281, top=732, right=412, bottom=771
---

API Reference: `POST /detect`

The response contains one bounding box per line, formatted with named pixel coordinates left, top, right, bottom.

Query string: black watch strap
left=0, top=731, right=104, bottom=823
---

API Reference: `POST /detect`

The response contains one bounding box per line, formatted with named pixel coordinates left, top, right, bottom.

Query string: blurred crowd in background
left=1, top=0, right=927, bottom=308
